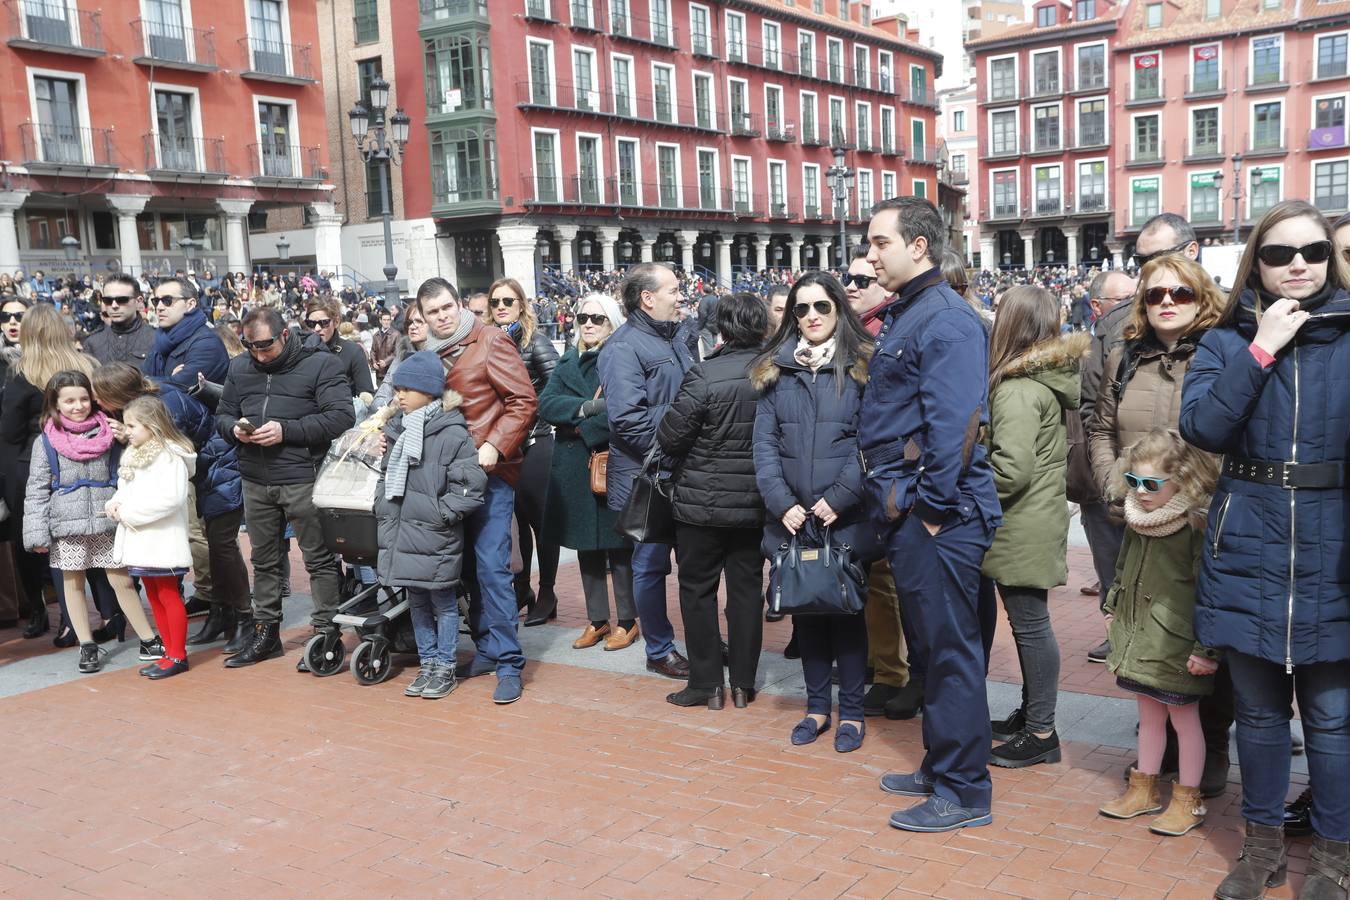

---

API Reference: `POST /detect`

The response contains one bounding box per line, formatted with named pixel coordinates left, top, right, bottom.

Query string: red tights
left=143, top=576, right=187, bottom=665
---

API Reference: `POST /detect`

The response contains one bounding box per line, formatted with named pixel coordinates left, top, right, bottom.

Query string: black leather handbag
left=767, top=524, right=867, bottom=616
left=615, top=446, right=675, bottom=544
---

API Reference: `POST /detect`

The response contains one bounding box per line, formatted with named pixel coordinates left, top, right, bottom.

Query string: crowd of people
left=1, top=195, right=1347, bottom=897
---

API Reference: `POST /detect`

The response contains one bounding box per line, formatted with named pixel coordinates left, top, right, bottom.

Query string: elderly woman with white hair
left=537, top=293, right=638, bottom=650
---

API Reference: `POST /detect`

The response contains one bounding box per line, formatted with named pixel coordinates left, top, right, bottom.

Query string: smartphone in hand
left=236, top=418, right=258, bottom=435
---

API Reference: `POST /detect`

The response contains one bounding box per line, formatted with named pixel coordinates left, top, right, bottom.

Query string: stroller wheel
left=303, top=632, right=346, bottom=677
left=350, top=640, right=391, bottom=685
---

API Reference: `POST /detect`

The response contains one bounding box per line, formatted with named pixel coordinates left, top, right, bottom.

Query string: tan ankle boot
left=1100, top=768, right=1162, bottom=819
left=1150, top=784, right=1206, bottom=836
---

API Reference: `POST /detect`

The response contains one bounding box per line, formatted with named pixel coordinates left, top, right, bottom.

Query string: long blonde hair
left=1108, top=427, right=1218, bottom=513
left=488, top=277, right=536, bottom=344
left=123, top=395, right=194, bottom=454
left=17, top=302, right=93, bottom=389
left=1124, top=255, right=1227, bottom=341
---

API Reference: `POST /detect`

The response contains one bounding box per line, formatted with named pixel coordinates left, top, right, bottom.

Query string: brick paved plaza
left=0, top=546, right=1307, bottom=899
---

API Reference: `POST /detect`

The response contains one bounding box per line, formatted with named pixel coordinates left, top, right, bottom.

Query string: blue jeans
left=1227, top=650, right=1350, bottom=840
left=631, top=541, right=675, bottom=661
left=408, top=587, right=460, bottom=665
left=462, top=475, right=524, bottom=676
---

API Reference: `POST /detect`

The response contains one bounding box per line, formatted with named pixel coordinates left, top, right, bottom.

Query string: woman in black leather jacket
left=487, top=278, right=561, bottom=624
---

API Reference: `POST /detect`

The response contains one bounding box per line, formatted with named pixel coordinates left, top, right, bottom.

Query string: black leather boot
left=224, top=621, right=283, bottom=668
left=1215, top=821, right=1287, bottom=900
left=187, top=604, right=232, bottom=646
left=21, top=601, right=49, bottom=639
left=522, top=587, right=558, bottom=627
left=1301, top=835, right=1350, bottom=900
left=222, top=615, right=254, bottom=655
left=1285, top=788, right=1313, bottom=837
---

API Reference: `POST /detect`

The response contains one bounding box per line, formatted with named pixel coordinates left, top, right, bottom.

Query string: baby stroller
left=307, top=411, right=417, bottom=685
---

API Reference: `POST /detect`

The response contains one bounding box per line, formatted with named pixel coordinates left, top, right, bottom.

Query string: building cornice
left=966, top=18, right=1117, bottom=54
left=725, top=0, right=945, bottom=66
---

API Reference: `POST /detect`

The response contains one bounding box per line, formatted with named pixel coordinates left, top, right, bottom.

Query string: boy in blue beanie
left=375, top=351, right=486, bottom=699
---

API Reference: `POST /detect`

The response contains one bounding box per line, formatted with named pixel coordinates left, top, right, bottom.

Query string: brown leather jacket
left=371, top=327, right=399, bottom=377
left=437, top=317, right=537, bottom=486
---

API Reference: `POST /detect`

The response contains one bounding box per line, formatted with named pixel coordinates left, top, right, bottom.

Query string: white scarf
left=793, top=335, right=836, bottom=372
left=1123, top=492, right=1191, bottom=537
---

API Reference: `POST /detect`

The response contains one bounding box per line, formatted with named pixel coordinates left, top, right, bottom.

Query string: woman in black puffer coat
left=656, top=293, right=766, bottom=711
left=487, top=278, right=561, bottom=625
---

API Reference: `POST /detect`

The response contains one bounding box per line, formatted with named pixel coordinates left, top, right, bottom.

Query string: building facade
left=968, top=0, right=1350, bottom=270
left=938, top=81, right=977, bottom=263
left=0, top=0, right=334, bottom=279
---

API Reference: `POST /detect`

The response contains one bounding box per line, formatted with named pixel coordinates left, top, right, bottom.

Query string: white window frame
left=148, top=80, right=207, bottom=171
left=797, top=28, right=816, bottom=78
left=986, top=52, right=1018, bottom=100
left=570, top=0, right=593, bottom=26
left=802, top=161, right=822, bottom=215
left=575, top=130, right=605, bottom=202
left=1248, top=33, right=1284, bottom=84
left=854, top=45, right=871, bottom=89
left=878, top=49, right=893, bottom=91
left=611, top=52, right=635, bottom=116
left=1030, top=100, right=1063, bottom=151
left=688, top=1, right=712, bottom=54
left=528, top=126, right=561, bottom=199
left=1076, top=155, right=1109, bottom=211
left=880, top=104, right=895, bottom=152
left=909, top=116, right=927, bottom=156
left=828, top=93, right=846, bottom=143
left=762, top=19, right=782, bottom=70
left=26, top=64, right=94, bottom=144
left=614, top=135, right=643, bottom=205
left=826, top=35, right=844, bottom=82
left=138, top=0, right=201, bottom=62
left=728, top=75, right=751, bottom=131
left=526, top=37, right=556, bottom=106
left=1249, top=96, right=1285, bottom=151
left=764, top=82, right=785, bottom=133
left=1189, top=41, right=1222, bottom=89
left=654, top=140, right=683, bottom=206
left=856, top=166, right=873, bottom=216
left=1129, top=50, right=1163, bottom=101
left=1247, top=161, right=1284, bottom=218
left=694, top=144, right=721, bottom=207
left=1312, top=157, right=1350, bottom=211
left=572, top=46, right=598, bottom=110
left=648, top=0, right=672, bottom=42
left=1189, top=103, right=1222, bottom=154
left=1074, top=95, right=1109, bottom=146
left=724, top=9, right=746, bottom=61
left=244, top=0, right=296, bottom=76
left=1072, top=39, right=1108, bottom=91
left=526, top=0, right=552, bottom=15
left=911, top=177, right=927, bottom=199
left=730, top=152, right=753, bottom=208
left=1129, top=173, right=1163, bottom=226
left=1032, top=162, right=1063, bottom=215
left=251, top=91, right=300, bottom=174
left=1315, top=31, right=1350, bottom=80
left=882, top=170, right=896, bottom=198
left=799, top=89, right=818, bottom=141
left=987, top=106, right=1020, bottom=154
left=1030, top=47, right=1062, bottom=96
left=767, top=157, right=788, bottom=212
left=1129, top=110, right=1162, bottom=161
left=651, top=60, right=677, bottom=122
left=989, top=166, right=1019, bottom=217
left=855, top=99, right=872, bottom=148
left=18, top=0, right=81, bottom=42
left=952, top=108, right=966, bottom=133
left=1185, top=166, right=1224, bottom=223
left=692, top=68, right=716, bottom=128
left=1310, top=90, right=1350, bottom=132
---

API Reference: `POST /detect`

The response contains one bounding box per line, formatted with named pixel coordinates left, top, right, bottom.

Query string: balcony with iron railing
left=1312, top=57, right=1350, bottom=83
left=800, top=126, right=825, bottom=147
left=1029, top=194, right=1065, bottom=218
left=524, top=0, right=557, bottom=21
left=521, top=173, right=615, bottom=206
left=514, top=80, right=725, bottom=133
left=1072, top=74, right=1109, bottom=94
left=1185, top=72, right=1226, bottom=99
left=1025, top=71, right=1068, bottom=100
left=1246, top=63, right=1288, bottom=92
left=1026, top=131, right=1064, bottom=155
left=239, top=36, right=315, bottom=84
left=130, top=18, right=215, bottom=70
left=5, top=0, right=103, bottom=55
left=949, top=169, right=969, bottom=185
left=247, top=143, right=323, bottom=182
left=1245, top=128, right=1288, bottom=157
left=769, top=194, right=793, bottom=219
left=900, top=83, right=939, bottom=108
left=1183, top=136, right=1226, bottom=162
left=1068, top=126, right=1109, bottom=150
left=143, top=134, right=228, bottom=178
left=729, top=110, right=760, bottom=138
left=980, top=84, right=1021, bottom=106
left=1126, top=139, right=1165, bottom=167
left=19, top=122, right=117, bottom=170
left=569, top=0, right=599, bottom=31
left=609, top=8, right=677, bottom=50
left=803, top=201, right=823, bottom=220
left=907, top=142, right=940, bottom=165
left=828, top=125, right=853, bottom=150
left=855, top=132, right=880, bottom=153
left=418, top=0, right=489, bottom=27
left=1126, top=77, right=1166, bottom=107
left=765, top=118, right=796, bottom=143
left=690, top=26, right=715, bottom=58
left=984, top=202, right=1022, bottom=222
left=880, top=136, right=902, bottom=157
left=1076, top=195, right=1108, bottom=215
left=429, top=170, right=498, bottom=214
left=981, top=136, right=1021, bottom=159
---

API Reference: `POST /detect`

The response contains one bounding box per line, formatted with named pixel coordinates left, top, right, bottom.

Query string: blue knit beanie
left=390, top=351, right=446, bottom=397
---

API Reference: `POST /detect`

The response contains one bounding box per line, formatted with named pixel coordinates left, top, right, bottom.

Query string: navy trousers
left=888, top=513, right=997, bottom=810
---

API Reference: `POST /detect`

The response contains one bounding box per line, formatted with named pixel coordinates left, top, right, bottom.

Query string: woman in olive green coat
left=537, top=294, right=637, bottom=652
left=981, top=286, right=1088, bottom=769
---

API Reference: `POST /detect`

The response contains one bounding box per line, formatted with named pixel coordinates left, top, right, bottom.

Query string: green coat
left=981, top=334, right=1087, bottom=588
left=538, top=346, right=627, bottom=552
left=1104, top=523, right=1218, bottom=697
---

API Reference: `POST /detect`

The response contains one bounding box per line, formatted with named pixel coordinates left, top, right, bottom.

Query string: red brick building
left=0, top=0, right=334, bottom=280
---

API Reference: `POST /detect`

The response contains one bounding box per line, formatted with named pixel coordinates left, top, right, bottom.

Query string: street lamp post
left=827, top=146, right=853, bottom=269
left=1231, top=153, right=1244, bottom=245
left=349, top=77, right=412, bottom=310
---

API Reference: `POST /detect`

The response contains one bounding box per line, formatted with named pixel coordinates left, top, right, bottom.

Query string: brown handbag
left=586, top=385, right=608, bottom=495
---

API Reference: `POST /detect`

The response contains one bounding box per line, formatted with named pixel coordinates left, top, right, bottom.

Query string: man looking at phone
left=215, top=307, right=355, bottom=668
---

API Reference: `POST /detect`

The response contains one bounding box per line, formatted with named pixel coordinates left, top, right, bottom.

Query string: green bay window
left=429, top=126, right=497, bottom=205
left=425, top=34, right=492, bottom=115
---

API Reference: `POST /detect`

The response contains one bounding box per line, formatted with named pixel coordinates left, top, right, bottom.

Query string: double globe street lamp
left=349, top=77, right=412, bottom=310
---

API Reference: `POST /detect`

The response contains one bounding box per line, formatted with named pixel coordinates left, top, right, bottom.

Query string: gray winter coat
left=23, top=431, right=118, bottom=550
left=374, top=395, right=487, bottom=589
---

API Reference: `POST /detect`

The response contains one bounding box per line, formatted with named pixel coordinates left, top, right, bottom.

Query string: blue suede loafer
left=879, top=770, right=936, bottom=797
left=834, top=722, right=864, bottom=753
left=790, top=715, right=830, bottom=745
left=889, top=796, right=992, bottom=833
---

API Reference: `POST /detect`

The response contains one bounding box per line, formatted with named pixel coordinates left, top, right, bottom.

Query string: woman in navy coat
left=751, top=271, right=878, bottom=753
left=1180, top=199, right=1350, bottom=899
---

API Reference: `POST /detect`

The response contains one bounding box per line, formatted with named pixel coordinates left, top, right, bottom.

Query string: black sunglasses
left=101, top=295, right=137, bottom=306
left=1257, top=241, right=1333, bottom=267
left=153, top=295, right=186, bottom=307
left=305, top=318, right=332, bottom=329
left=575, top=313, right=609, bottom=326
left=489, top=297, right=516, bottom=309
left=241, top=335, right=279, bottom=351
left=1134, top=240, right=1194, bottom=267
left=841, top=273, right=877, bottom=289
left=794, top=300, right=835, bottom=319
left=0, top=311, right=21, bottom=324
left=1143, top=285, right=1198, bottom=307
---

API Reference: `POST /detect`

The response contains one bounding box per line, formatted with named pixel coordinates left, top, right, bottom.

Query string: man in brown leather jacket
left=416, top=277, right=537, bottom=704
left=370, top=310, right=399, bottom=383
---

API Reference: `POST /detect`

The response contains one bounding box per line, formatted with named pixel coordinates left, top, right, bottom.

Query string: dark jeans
left=577, top=547, right=635, bottom=623
left=241, top=480, right=341, bottom=627
left=1080, top=502, right=1125, bottom=614
left=205, top=508, right=250, bottom=613
left=997, top=584, right=1060, bottom=734
left=462, top=475, right=524, bottom=676
left=631, top=541, right=675, bottom=661
left=514, top=435, right=560, bottom=594
left=674, top=523, right=763, bottom=690
left=797, top=611, right=868, bottom=721
left=1228, top=650, right=1350, bottom=840
left=408, top=587, right=460, bottom=665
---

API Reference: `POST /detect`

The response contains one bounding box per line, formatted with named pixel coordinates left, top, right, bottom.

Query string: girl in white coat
left=105, top=396, right=196, bottom=680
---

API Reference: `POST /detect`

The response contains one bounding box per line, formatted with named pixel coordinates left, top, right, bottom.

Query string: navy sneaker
left=493, top=674, right=522, bottom=704
left=879, top=770, right=936, bottom=797
left=889, top=796, right=992, bottom=833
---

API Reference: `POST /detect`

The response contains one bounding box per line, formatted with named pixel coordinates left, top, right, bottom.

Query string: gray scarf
left=424, top=312, right=474, bottom=360
left=384, top=404, right=438, bottom=501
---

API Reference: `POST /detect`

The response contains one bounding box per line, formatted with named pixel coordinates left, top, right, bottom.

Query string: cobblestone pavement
left=0, top=545, right=1308, bottom=898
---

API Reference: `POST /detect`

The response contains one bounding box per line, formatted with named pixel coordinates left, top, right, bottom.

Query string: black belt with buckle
left=1223, top=456, right=1346, bottom=489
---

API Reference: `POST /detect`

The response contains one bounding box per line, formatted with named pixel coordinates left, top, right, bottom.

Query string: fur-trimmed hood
left=996, top=331, right=1089, bottom=412
left=749, top=340, right=870, bottom=391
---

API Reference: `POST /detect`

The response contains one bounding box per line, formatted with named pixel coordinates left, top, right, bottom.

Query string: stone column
left=597, top=226, right=619, bottom=271
left=307, top=201, right=344, bottom=282
left=1021, top=232, right=1036, bottom=269
left=0, top=190, right=31, bottom=273
left=1066, top=230, right=1080, bottom=269
left=497, top=224, right=541, bottom=298
left=788, top=236, right=803, bottom=272
left=213, top=198, right=252, bottom=276
left=717, top=237, right=732, bottom=288
left=979, top=236, right=996, bottom=271
left=678, top=229, right=699, bottom=273
left=744, top=234, right=762, bottom=271
left=1106, top=241, right=1125, bottom=271
left=822, top=241, right=834, bottom=270
left=637, top=231, right=654, bottom=263
left=555, top=224, right=578, bottom=276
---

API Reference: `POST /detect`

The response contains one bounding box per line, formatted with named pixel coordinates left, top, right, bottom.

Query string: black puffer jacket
left=656, top=346, right=763, bottom=528
left=512, top=325, right=559, bottom=440
left=326, top=335, right=375, bottom=397
left=215, top=332, right=356, bottom=485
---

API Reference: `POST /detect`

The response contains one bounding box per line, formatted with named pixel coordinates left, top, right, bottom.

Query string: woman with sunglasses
left=536, top=294, right=638, bottom=650
left=751, top=272, right=877, bottom=748
left=303, top=297, right=374, bottom=397
left=485, top=278, right=561, bottom=625
left=1180, top=199, right=1350, bottom=900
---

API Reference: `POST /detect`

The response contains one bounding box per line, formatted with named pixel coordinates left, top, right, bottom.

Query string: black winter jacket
left=326, top=335, right=375, bottom=397
left=512, top=325, right=559, bottom=440
left=656, top=346, right=763, bottom=529
left=84, top=317, right=155, bottom=370
left=215, top=332, right=356, bottom=485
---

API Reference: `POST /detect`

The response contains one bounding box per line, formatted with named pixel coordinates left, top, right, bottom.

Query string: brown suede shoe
left=572, top=623, right=611, bottom=650
left=604, top=623, right=640, bottom=651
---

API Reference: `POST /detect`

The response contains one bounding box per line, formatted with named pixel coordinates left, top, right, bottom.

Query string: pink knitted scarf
left=43, top=412, right=114, bottom=461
